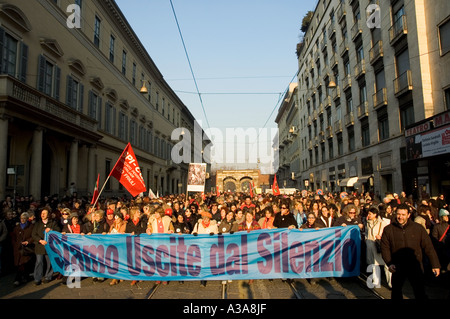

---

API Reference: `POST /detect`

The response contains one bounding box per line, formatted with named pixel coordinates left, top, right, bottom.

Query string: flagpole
left=91, top=175, right=112, bottom=210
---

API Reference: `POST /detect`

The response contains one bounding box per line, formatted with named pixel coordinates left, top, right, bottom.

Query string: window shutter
left=54, top=65, right=61, bottom=100
left=66, top=75, right=73, bottom=107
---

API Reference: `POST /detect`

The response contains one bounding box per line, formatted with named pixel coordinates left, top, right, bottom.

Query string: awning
left=353, top=175, right=373, bottom=189
left=339, top=177, right=358, bottom=187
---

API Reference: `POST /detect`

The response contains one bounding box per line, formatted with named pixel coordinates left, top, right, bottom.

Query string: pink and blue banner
left=45, top=226, right=361, bottom=281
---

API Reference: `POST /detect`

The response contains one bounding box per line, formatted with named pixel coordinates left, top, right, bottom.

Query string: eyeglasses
left=349, top=211, right=356, bottom=214
left=281, top=207, right=288, bottom=209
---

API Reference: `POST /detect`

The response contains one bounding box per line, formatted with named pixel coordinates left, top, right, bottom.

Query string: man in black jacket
left=31, top=208, right=61, bottom=285
left=381, top=203, right=440, bottom=299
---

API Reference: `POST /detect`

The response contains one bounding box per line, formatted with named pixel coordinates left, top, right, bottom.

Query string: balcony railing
left=351, top=20, right=362, bottom=41
left=354, top=59, right=366, bottom=79
left=389, top=15, right=408, bottom=45
left=332, top=86, right=341, bottom=101
left=357, top=101, right=369, bottom=119
left=326, top=125, right=333, bottom=139
left=330, top=53, right=338, bottom=68
left=369, top=40, right=383, bottom=65
left=339, top=37, right=349, bottom=56
left=328, top=22, right=336, bottom=39
left=344, top=112, right=354, bottom=127
left=342, top=74, right=352, bottom=91
left=334, top=120, right=343, bottom=134
left=394, top=70, right=413, bottom=97
left=4, top=75, right=97, bottom=132
left=373, top=88, right=388, bottom=109
left=337, top=3, right=346, bottom=23
left=324, top=95, right=332, bottom=108
left=321, top=37, right=327, bottom=52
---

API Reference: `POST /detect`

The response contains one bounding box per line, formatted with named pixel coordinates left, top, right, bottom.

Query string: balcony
left=337, top=3, right=346, bottom=23
left=318, top=103, right=324, bottom=115
left=389, top=15, right=408, bottom=45
left=351, top=20, right=362, bottom=42
left=308, top=140, right=313, bottom=150
left=2, top=75, right=98, bottom=134
left=324, top=95, right=332, bottom=109
left=321, top=37, right=327, bottom=52
left=369, top=40, right=383, bottom=65
left=394, top=70, right=413, bottom=97
left=344, top=112, right=354, bottom=127
left=330, top=53, right=338, bottom=68
left=326, top=125, right=333, bottom=139
left=328, top=22, right=336, bottom=39
left=332, top=86, right=341, bottom=101
left=372, top=88, right=388, bottom=109
left=357, top=101, right=369, bottom=119
left=354, top=60, right=366, bottom=79
left=342, top=74, right=352, bottom=91
left=334, top=120, right=343, bottom=134
left=318, top=130, right=325, bottom=142
left=339, top=37, right=349, bottom=56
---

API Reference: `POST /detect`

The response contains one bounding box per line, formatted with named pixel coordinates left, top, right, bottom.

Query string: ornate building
left=0, top=0, right=209, bottom=200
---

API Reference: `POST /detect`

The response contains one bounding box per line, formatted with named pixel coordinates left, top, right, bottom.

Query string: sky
left=115, top=0, right=315, bottom=172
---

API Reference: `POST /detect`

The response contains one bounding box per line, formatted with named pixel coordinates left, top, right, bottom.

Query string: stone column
left=68, top=139, right=79, bottom=194
left=29, top=127, right=43, bottom=200
left=0, top=117, right=9, bottom=200
left=87, top=144, right=97, bottom=191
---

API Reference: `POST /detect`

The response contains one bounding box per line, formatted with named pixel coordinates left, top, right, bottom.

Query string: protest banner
left=45, top=226, right=361, bottom=281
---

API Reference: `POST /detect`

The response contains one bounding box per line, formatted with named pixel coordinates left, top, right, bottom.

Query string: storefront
left=403, top=110, right=450, bottom=200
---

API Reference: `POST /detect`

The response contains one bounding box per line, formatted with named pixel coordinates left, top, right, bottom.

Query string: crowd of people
left=0, top=189, right=448, bottom=298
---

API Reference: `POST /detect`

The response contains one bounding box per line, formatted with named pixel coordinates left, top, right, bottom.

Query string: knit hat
left=439, top=209, right=450, bottom=217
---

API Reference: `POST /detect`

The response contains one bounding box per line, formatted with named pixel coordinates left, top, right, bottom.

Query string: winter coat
left=365, top=217, right=390, bottom=266
left=273, top=212, right=297, bottom=229
left=217, top=219, right=239, bottom=234
left=381, top=218, right=440, bottom=272
left=125, top=218, right=147, bottom=235
left=0, top=220, right=7, bottom=245
left=11, top=222, right=35, bottom=266
left=237, top=220, right=261, bottom=232
left=193, top=219, right=218, bottom=234
left=31, top=218, right=61, bottom=255
left=82, top=219, right=110, bottom=234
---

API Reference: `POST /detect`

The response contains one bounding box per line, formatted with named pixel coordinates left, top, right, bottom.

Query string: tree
left=301, top=11, right=314, bottom=33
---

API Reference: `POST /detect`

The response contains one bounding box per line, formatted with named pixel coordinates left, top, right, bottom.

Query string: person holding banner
left=238, top=211, right=261, bottom=232
left=258, top=207, right=275, bottom=229
left=108, top=211, right=127, bottom=286
left=146, top=206, right=174, bottom=235
left=125, top=206, right=147, bottom=235
left=32, top=208, right=61, bottom=285
left=273, top=203, right=297, bottom=229
left=82, top=210, right=109, bottom=235
left=300, top=212, right=323, bottom=230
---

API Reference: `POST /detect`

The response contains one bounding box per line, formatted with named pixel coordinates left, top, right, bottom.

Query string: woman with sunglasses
left=273, top=202, right=298, bottom=229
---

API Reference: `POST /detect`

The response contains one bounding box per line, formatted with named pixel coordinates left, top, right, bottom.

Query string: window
left=348, top=126, right=355, bottom=152
left=118, top=112, right=128, bottom=141
left=105, top=159, right=111, bottom=190
left=400, top=103, right=415, bottom=130
left=94, top=16, right=101, bottom=48
left=105, top=102, right=116, bottom=135
left=88, top=91, right=102, bottom=128
left=328, top=139, right=334, bottom=159
left=130, top=119, right=137, bottom=145
left=132, top=63, right=136, bottom=86
left=139, top=125, right=146, bottom=149
left=445, top=88, right=450, bottom=110
left=439, top=18, right=450, bottom=55
left=66, top=75, right=84, bottom=112
left=0, top=28, right=28, bottom=83
left=361, top=118, right=370, bottom=147
left=109, top=35, right=115, bottom=63
left=122, top=50, right=127, bottom=75
left=37, top=55, right=61, bottom=99
left=377, top=107, right=389, bottom=141
left=337, top=133, right=343, bottom=156
left=147, top=130, right=153, bottom=153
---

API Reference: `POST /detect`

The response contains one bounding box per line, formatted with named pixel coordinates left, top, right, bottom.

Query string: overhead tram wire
left=169, top=0, right=211, bottom=130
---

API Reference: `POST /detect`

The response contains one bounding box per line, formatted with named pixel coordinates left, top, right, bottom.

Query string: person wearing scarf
left=12, top=213, right=34, bottom=286
left=258, top=207, right=275, bottom=229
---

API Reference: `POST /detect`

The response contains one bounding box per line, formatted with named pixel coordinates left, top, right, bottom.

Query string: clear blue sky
left=115, top=0, right=314, bottom=170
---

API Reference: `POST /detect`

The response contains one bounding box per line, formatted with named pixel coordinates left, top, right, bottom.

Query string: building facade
left=291, top=0, right=450, bottom=198
left=0, top=0, right=209, bottom=200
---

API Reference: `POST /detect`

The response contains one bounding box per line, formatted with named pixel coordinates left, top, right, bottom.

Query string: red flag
left=249, top=182, right=254, bottom=198
left=216, top=185, right=220, bottom=197
left=109, top=143, right=147, bottom=197
left=272, top=174, right=281, bottom=196
left=90, top=173, right=100, bottom=208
